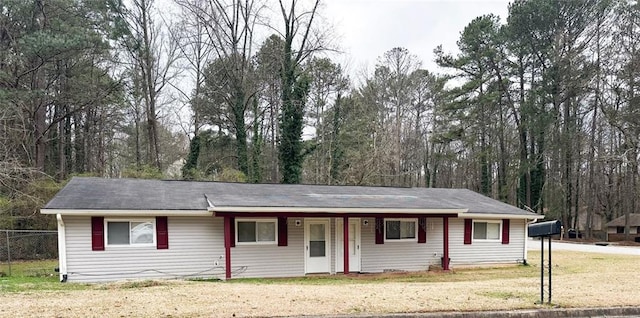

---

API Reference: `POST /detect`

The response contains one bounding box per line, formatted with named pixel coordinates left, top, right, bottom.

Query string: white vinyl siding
left=63, top=215, right=224, bottom=282
left=361, top=218, right=527, bottom=272
left=231, top=218, right=304, bottom=278
left=61, top=215, right=529, bottom=282
left=361, top=218, right=439, bottom=272
left=231, top=218, right=342, bottom=277
left=449, top=218, right=526, bottom=265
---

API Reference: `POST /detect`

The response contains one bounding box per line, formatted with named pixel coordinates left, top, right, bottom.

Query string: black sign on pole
left=527, top=220, right=561, bottom=304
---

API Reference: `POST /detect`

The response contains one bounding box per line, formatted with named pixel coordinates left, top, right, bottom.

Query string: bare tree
left=173, top=0, right=215, bottom=137
left=122, top=0, right=181, bottom=170
left=175, top=0, right=263, bottom=177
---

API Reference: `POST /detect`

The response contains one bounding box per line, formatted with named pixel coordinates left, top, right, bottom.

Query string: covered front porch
left=213, top=210, right=460, bottom=279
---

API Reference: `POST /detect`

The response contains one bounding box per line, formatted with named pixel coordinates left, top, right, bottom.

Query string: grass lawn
left=0, top=250, right=638, bottom=317
left=0, top=260, right=89, bottom=292
left=226, top=261, right=538, bottom=285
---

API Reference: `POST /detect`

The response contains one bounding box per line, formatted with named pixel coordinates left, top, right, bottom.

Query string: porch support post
left=343, top=216, right=349, bottom=275
left=224, top=216, right=232, bottom=280
left=443, top=216, right=450, bottom=271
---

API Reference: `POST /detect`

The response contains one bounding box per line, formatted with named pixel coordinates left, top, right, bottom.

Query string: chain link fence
left=0, top=230, right=58, bottom=276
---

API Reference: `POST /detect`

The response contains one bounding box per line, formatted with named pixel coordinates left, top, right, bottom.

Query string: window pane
left=349, top=224, right=356, bottom=256
left=257, top=222, right=275, bottom=242
left=238, top=222, right=256, bottom=242
left=386, top=221, right=400, bottom=239
left=400, top=221, right=416, bottom=239
left=108, top=222, right=130, bottom=245
left=487, top=223, right=500, bottom=240
left=309, top=223, right=326, bottom=256
left=310, top=224, right=325, bottom=241
left=131, top=221, right=154, bottom=244
left=473, top=222, right=487, bottom=239
left=309, top=241, right=325, bottom=257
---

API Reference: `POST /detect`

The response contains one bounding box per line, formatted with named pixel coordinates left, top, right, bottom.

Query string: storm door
left=304, top=219, right=330, bottom=273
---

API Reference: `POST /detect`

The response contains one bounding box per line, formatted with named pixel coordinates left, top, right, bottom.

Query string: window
left=617, top=226, right=625, bottom=234
left=473, top=221, right=500, bottom=240
left=106, top=220, right=155, bottom=246
left=385, top=219, right=417, bottom=241
left=236, top=220, right=277, bottom=244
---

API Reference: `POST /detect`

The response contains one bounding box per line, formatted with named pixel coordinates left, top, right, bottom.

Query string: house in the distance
left=605, top=214, right=640, bottom=242
left=41, top=177, right=542, bottom=282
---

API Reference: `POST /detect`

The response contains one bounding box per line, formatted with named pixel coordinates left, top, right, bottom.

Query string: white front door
left=336, top=219, right=361, bottom=273
left=305, top=219, right=330, bottom=273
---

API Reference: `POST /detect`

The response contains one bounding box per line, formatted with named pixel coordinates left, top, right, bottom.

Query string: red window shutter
left=278, top=217, right=288, bottom=246
left=156, top=216, right=169, bottom=249
left=91, top=216, right=104, bottom=251
left=230, top=217, right=235, bottom=247
left=464, top=219, right=472, bottom=245
left=375, top=217, right=384, bottom=244
left=502, top=219, right=510, bottom=244
left=418, top=217, right=426, bottom=243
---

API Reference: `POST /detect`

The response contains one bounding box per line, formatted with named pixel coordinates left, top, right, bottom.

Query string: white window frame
left=104, top=218, right=156, bottom=247
left=235, top=219, right=278, bottom=245
left=384, top=218, right=418, bottom=242
left=473, top=220, right=501, bottom=242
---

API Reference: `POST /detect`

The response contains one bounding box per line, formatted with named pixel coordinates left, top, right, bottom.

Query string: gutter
left=42, top=209, right=213, bottom=216
left=56, top=214, right=67, bottom=283
left=457, top=212, right=544, bottom=220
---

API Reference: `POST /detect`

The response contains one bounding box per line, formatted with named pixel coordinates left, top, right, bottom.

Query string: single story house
left=605, top=214, right=640, bottom=242
left=41, top=177, right=542, bottom=283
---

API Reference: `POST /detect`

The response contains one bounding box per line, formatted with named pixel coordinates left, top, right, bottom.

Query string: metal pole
left=6, top=231, right=11, bottom=276
left=548, top=234, right=552, bottom=304
left=540, top=236, right=544, bottom=304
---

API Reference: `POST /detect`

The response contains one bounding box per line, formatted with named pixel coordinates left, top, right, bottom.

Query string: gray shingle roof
left=43, top=177, right=538, bottom=217
left=605, top=214, right=640, bottom=227
left=44, top=177, right=211, bottom=210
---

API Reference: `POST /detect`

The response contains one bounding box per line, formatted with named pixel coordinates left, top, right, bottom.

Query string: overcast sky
left=322, top=0, right=512, bottom=79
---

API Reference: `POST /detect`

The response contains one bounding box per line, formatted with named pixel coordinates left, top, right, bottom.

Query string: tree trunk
left=234, top=88, right=249, bottom=176
left=140, top=0, right=161, bottom=171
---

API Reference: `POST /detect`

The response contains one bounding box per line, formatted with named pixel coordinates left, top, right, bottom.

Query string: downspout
left=524, top=218, right=537, bottom=264
left=56, top=214, right=68, bottom=282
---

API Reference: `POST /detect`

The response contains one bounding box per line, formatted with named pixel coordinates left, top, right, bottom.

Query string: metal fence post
left=0, top=229, right=58, bottom=277
left=548, top=234, right=552, bottom=304
left=540, top=236, right=544, bottom=304
left=6, top=230, right=11, bottom=276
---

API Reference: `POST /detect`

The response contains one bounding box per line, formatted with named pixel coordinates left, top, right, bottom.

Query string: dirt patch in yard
left=1, top=250, right=639, bottom=317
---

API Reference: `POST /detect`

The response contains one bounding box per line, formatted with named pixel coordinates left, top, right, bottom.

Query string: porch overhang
left=208, top=206, right=467, bottom=216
